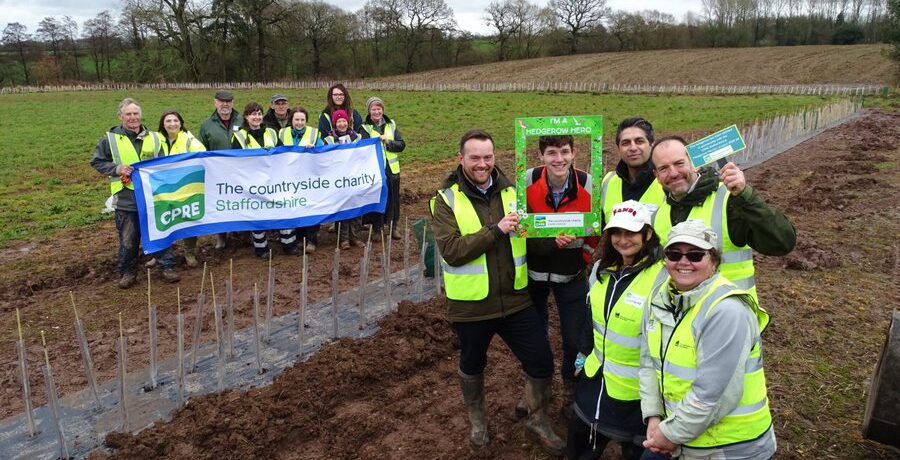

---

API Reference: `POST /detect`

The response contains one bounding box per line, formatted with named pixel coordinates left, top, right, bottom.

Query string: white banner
left=133, top=140, right=386, bottom=253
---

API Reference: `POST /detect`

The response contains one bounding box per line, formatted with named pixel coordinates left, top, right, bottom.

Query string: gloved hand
left=574, top=352, right=586, bottom=377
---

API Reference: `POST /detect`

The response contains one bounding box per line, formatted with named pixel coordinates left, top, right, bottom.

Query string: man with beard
left=430, top=129, right=564, bottom=455
left=650, top=136, right=796, bottom=304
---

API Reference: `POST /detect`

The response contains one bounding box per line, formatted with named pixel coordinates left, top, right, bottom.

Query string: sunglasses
left=664, top=249, right=708, bottom=263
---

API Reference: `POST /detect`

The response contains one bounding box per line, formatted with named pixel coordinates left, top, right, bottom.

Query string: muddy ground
left=2, top=110, right=899, bottom=458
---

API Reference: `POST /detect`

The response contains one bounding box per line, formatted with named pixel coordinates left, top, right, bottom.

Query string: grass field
left=0, top=89, right=836, bottom=247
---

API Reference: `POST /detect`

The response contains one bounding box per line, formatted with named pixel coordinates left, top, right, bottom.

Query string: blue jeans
left=528, top=273, right=590, bottom=383
left=115, top=210, right=174, bottom=274
left=452, top=306, right=554, bottom=379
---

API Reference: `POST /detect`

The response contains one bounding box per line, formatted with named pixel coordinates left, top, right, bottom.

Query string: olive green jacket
left=431, top=165, right=531, bottom=322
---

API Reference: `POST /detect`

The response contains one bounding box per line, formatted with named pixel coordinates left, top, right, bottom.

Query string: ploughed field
left=0, top=110, right=900, bottom=459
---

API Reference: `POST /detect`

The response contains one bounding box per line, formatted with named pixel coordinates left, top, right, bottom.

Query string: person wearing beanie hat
left=318, top=83, right=363, bottom=135
left=567, top=200, right=667, bottom=460
left=324, top=109, right=364, bottom=249
left=639, top=219, right=776, bottom=459
left=361, top=95, right=406, bottom=240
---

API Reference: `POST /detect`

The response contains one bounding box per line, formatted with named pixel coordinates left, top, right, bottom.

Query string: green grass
left=0, top=89, right=835, bottom=247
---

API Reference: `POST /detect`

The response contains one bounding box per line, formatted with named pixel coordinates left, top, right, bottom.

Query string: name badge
left=624, top=292, right=645, bottom=308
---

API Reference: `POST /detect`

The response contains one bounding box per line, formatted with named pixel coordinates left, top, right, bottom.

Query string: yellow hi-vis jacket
left=584, top=260, right=666, bottom=400
left=646, top=275, right=771, bottom=448
left=361, top=121, right=400, bottom=174
left=653, top=185, right=757, bottom=303
left=600, top=170, right=666, bottom=223
left=278, top=127, right=320, bottom=147
left=430, top=184, right=527, bottom=301
left=108, top=131, right=164, bottom=196
left=232, top=127, right=277, bottom=149
left=162, top=131, right=206, bottom=155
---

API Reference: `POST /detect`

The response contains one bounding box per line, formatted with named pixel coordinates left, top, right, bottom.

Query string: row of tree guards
left=12, top=218, right=441, bottom=459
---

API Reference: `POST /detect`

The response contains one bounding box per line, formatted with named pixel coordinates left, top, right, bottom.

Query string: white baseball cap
left=665, top=220, right=718, bottom=250
left=604, top=200, right=652, bottom=232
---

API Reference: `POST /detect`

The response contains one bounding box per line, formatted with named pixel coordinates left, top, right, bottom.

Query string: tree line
left=0, top=0, right=895, bottom=86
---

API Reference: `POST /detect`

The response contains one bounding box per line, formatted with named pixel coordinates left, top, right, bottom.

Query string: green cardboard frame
left=514, top=116, right=604, bottom=238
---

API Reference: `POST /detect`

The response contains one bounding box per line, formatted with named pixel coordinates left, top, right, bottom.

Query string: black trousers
left=452, top=306, right=554, bottom=379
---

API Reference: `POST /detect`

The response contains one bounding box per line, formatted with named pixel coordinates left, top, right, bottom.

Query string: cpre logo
left=149, top=165, right=205, bottom=231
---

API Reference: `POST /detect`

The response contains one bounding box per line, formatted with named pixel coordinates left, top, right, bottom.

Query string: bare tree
left=369, top=0, right=456, bottom=73
left=509, top=0, right=556, bottom=58
left=62, top=16, right=81, bottom=79
left=485, top=0, right=517, bottom=61
left=83, top=11, right=117, bottom=81
left=291, top=1, right=348, bottom=77
left=36, top=17, right=66, bottom=64
left=549, top=0, right=610, bottom=53
left=2, top=22, right=32, bottom=84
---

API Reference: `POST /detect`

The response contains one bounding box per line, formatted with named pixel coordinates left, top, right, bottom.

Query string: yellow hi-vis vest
left=278, top=127, right=320, bottom=147
left=600, top=170, right=666, bottom=223
left=646, top=275, right=771, bottom=448
left=431, top=184, right=527, bottom=301
left=361, top=121, right=400, bottom=174
left=653, top=185, right=757, bottom=303
left=163, top=131, right=206, bottom=155
left=108, top=131, right=164, bottom=196
left=584, top=260, right=667, bottom=400
left=233, top=127, right=277, bottom=149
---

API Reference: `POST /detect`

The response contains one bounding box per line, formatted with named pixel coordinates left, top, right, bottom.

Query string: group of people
left=91, top=83, right=405, bottom=289
left=431, top=118, right=795, bottom=459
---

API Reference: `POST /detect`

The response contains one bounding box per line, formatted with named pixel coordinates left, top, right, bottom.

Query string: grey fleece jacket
left=639, top=274, right=776, bottom=459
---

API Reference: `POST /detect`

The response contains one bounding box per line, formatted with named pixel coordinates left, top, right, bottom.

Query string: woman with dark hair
left=278, top=106, right=323, bottom=148
left=232, top=102, right=297, bottom=258
left=639, top=220, right=776, bottom=459
left=232, top=102, right=278, bottom=149
left=317, top=83, right=363, bottom=135
left=567, top=200, right=667, bottom=460
left=158, top=110, right=206, bottom=267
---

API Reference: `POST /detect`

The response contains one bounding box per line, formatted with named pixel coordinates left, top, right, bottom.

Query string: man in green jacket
left=199, top=90, right=243, bottom=151
left=198, top=90, right=243, bottom=249
left=650, top=136, right=796, bottom=303
left=431, top=129, right=563, bottom=455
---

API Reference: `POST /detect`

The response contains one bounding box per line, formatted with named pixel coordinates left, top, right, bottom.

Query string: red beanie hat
left=332, top=109, right=349, bottom=125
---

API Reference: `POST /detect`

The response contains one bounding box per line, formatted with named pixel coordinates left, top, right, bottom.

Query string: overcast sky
left=3, top=0, right=705, bottom=36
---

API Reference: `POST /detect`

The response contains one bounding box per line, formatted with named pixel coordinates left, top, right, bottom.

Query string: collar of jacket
left=443, top=165, right=513, bottom=201
left=665, top=167, right=719, bottom=207
left=595, top=251, right=661, bottom=282
left=209, top=109, right=240, bottom=126
left=540, top=165, right=581, bottom=209
left=364, top=114, right=392, bottom=126
left=615, top=159, right=656, bottom=187
left=111, top=125, right=147, bottom=139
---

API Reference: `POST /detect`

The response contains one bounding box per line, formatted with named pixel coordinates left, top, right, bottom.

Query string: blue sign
left=686, top=125, right=746, bottom=168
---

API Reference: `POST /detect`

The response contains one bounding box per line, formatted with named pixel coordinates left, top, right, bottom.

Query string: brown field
left=374, top=45, right=897, bottom=86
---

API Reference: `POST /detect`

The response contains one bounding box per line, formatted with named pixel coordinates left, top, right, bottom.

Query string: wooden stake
left=39, top=355, right=69, bottom=459
left=211, top=272, right=225, bottom=392
left=418, top=224, right=427, bottom=302
left=176, top=288, right=184, bottom=407
left=15, top=308, right=36, bottom=436
left=381, top=229, right=391, bottom=310
left=265, top=249, right=274, bottom=343
left=117, top=312, right=128, bottom=431
left=147, top=271, right=158, bottom=389
left=226, top=258, right=234, bottom=358
left=70, top=293, right=102, bottom=409
left=253, top=283, right=263, bottom=373
left=358, top=226, right=372, bottom=330
left=332, top=238, right=340, bottom=339
left=403, top=218, right=410, bottom=298
left=189, top=263, right=207, bottom=372
left=298, top=238, right=308, bottom=356
left=433, top=235, right=442, bottom=296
